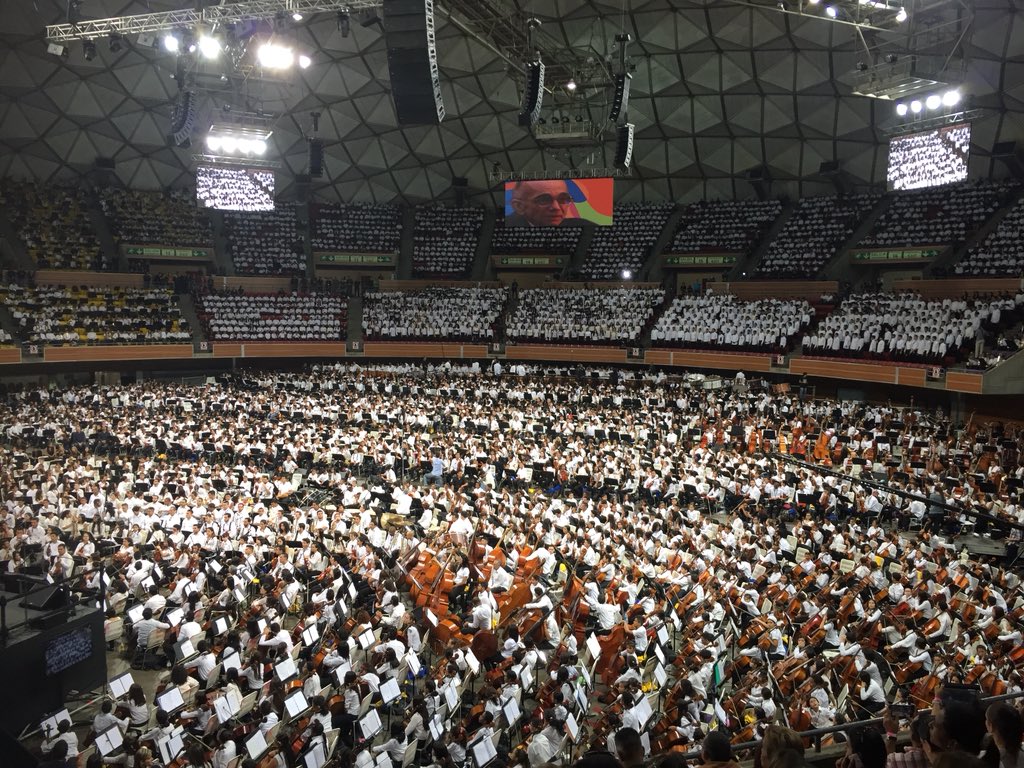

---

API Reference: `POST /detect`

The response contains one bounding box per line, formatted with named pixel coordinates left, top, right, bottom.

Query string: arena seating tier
left=198, top=292, right=347, bottom=341
left=490, top=221, right=582, bottom=255
left=651, top=293, right=813, bottom=351
left=0, top=180, right=105, bottom=270
left=506, top=286, right=664, bottom=343
left=857, top=182, right=1015, bottom=249
left=1, top=285, right=191, bottom=345
left=224, top=206, right=305, bottom=275
left=411, top=206, right=484, bottom=278
left=362, top=286, right=507, bottom=341
left=581, top=202, right=675, bottom=280
left=756, top=193, right=881, bottom=277
left=100, top=188, right=212, bottom=247
left=667, top=199, right=782, bottom=254
left=310, top=203, right=401, bottom=253
left=955, top=194, right=1024, bottom=276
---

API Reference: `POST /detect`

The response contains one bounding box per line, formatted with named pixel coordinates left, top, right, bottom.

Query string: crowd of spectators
left=1, top=285, right=191, bottom=346
left=581, top=202, right=675, bottom=280
left=196, top=166, right=275, bottom=212
left=100, top=188, right=213, bottom=247
left=310, top=203, right=401, bottom=253
left=756, top=193, right=881, bottom=277
left=955, top=196, right=1024, bottom=276
left=506, top=286, right=663, bottom=343
left=362, top=286, right=507, bottom=341
left=651, top=293, right=812, bottom=351
left=490, top=221, right=582, bottom=255
left=858, top=182, right=1013, bottom=249
left=886, top=124, right=970, bottom=191
left=411, top=206, right=484, bottom=277
left=667, top=199, right=782, bottom=254
left=224, top=207, right=305, bottom=275
left=197, top=292, right=347, bottom=341
left=0, top=180, right=105, bottom=270
left=803, top=291, right=1023, bottom=363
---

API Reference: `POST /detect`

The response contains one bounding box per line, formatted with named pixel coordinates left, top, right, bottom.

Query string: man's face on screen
left=512, top=180, right=573, bottom=226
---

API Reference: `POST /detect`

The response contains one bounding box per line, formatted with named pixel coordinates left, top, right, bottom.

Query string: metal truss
left=47, top=0, right=381, bottom=42
left=488, top=167, right=630, bottom=184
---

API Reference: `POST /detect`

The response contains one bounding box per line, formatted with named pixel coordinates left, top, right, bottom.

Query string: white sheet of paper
left=464, top=649, right=480, bottom=675
left=359, top=708, right=382, bottom=740
left=429, top=715, right=445, bottom=741
left=574, top=685, right=588, bottom=713
left=275, top=657, right=298, bottom=682
left=334, top=664, right=352, bottom=686
left=630, top=696, right=653, bottom=729
left=359, top=629, right=375, bottom=650
left=214, top=617, right=230, bottom=636
left=444, top=682, right=459, bottom=711
left=96, top=725, right=123, bottom=756
left=425, top=608, right=439, bottom=627
left=653, top=643, right=666, bottom=665
left=502, top=697, right=521, bottom=727
left=302, top=625, right=320, bottom=646
left=213, top=693, right=236, bottom=724
left=470, top=734, right=498, bottom=768
left=565, top=710, right=580, bottom=741
left=156, top=686, right=184, bottom=713
left=221, top=652, right=241, bottom=673
left=379, top=677, right=401, bottom=705
left=285, top=690, right=308, bottom=719
left=246, top=730, right=268, bottom=761
left=586, top=633, right=602, bottom=660
left=641, top=731, right=651, bottom=756
left=657, top=625, right=669, bottom=645
left=654, top=664, right=668, bottom=688
left=519, top=666, right=533, bottom=691
left=304, top=742, right=326, bottom=768
left=109, top=672, right=133, bottom=699
left=405, top=650, right=421, bottom=676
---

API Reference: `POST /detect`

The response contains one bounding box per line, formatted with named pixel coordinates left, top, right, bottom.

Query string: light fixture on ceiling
left=943, top=89, right=961, bottom=107
left=566, top=79, right=577, bottom=92
left=895, top=102, right=908, bottom=116
left=206, top=126, right=273, bottom=157
left=896, top=7, right=908, bottom=22
left=298, top=54, right=312, bottom=69
left=198, top=35, right=221, bottom=59
left=258, top=42, right=295, bottom=69
left=292, top=12, right=303, bottom=21
left=108, top=34, right=123, bottom=53
left=621, top=269, right=633, bottom=280
left=825, top=6, right=838, bottom=18
left=83, top=40, right=97, bottom=61
left=925, top=94, right=941, bottom=110
left=910, top=99, right=922, bottom=113
left=162, top=33, right=179, bottom=53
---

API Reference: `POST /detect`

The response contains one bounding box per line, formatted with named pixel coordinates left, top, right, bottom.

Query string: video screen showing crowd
left=887, top=124, right=971, bottom=192
left=11, top=364, right=1024, bottom=768
left=197, top=166, right=276, bottom=212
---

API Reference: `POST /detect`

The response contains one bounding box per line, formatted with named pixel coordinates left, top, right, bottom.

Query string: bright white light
left=258, top=43, right=295, bottom=69
left=253, top=140, right=267, bottom=155
left=621, top=269, right=632, bottom=280
left=292, top=12, right=303, bottom=21
left=809, top=0, right=820, bottom=4
left=926, top=94, right=941, bottom=110
left=896, top=103, right=908, bottom=117
left=198, top=35, right=221, bottom=59
left=206, top=135, right=221, bottom=152
left=298, top=54, right=312, bottom=69
left=825, top=5, right=837, bottom=17
left=910, top=100, right=922, bottom=113
left=943, top=89, right=961, bottom=107
left=896, top=7, right=908, bottom=22
left=162, top=34, right=179, bottom=53
left=566, top=79, right=577, bottom=92
left=220, top=136, right=238, bottom=153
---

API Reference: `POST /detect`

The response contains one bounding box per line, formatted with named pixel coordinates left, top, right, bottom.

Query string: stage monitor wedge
left=383, top=0, right=445, bottom=125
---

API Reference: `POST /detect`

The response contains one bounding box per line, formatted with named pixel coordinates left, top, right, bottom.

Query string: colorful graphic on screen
left=504, top=178, right=614, bottom=226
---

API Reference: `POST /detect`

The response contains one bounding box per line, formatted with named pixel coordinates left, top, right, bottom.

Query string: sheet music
left=156, top=686, right=184, bottom=713
left=444, top=682, right=459, bottom=711
left=276, top=657, right=298, bottom=681
left=221, top=652, right=241, bottom=673
left=630, top=696, right=653, bottom=730
left=565, top=711, right=580, bottom=742
left=428, top=715, right=445, bottom=741
left=574, top=685, right=588, bottom=714
left=109, top=672, right=133, bottom=699
left=653, top=644, right=666, bottom=665
left=656, top=625, right=669, bottom=646
left=285, top=690, right=309, bottom=719
left=158, top=728, right=185, bottom=764
left=470, top=734, right=498, bottom=768
left=425, top=608, right=439, bottom=627
left=96, top=725, right=123, bottom=756
left=519, top=667, right=533, bottom=692
left=586, top=633, right=601, bottom=660
left=379, top=677, right=401, bottom=705
left=464, top=649, right=480, bottom=675
left=175, top=637, right=194, bottom=659
left=304, top=742, right=326, bottom=768
left=375, top=754, right=393, bottom=768
left=358, top=629, right=375, bottom=650
left=214, top=617, right=230, bottom=636
left=302, top=625, right=320, bottom=646
left=246, top=729, right=268, bottom=760
left=502, top=697, right=520, bottom=727
left=359, top=708, right=383, bottom=740
left=127, top=605, right=145, bottom=623
left=405, top=650, right=421, bottom=676
left=213, top=693, right=237, bottom=723
left=334, top=663, right=353, bottom=686
left=654, top=664, right=668, bottom=688
left=641, top=731, right=651, bottom=756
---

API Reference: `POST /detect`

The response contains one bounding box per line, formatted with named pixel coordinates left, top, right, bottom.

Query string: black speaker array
left=609, top=72, right=632, bottom=125
left=518, top=61, right=545, bottom=127
left=615, top=123, right=635, bottom=170
left=383, top=0, right=445, bottom=125
left=308, top=138, right=324, bottom=178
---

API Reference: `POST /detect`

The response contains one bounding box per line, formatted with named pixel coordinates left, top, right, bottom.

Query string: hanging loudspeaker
left=615, top=123, right=634, bottom=170
left=518, top=61, right=545, bottom=127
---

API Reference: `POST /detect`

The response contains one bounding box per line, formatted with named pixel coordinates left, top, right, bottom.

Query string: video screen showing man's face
left=507, top=180, right=576, bottom=226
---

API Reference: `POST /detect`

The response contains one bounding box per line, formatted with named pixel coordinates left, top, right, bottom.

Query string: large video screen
left=504, top=178, right=613, bottom=226
left=887, top=123, right=970, bottom=191
left=197, top=165, right=275, bottom=211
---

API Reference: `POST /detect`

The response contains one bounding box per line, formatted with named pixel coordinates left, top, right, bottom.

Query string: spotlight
left=943, top=89, right=961, bottom=107
left=47, top=42, right=69, bottom=59
left=298, top=54, right=312, bottom=69
left=896, top=7, right=908, bottom=22
left=206, top=135, right=222, bottom=152
left=825, top=6, right=837, bottom=18
left=292, top=12, right=303, bottom=21
left=258, top=43, right=294, bottom=69
left=910, top=99, right=922, bottom=113
left=809, top=0, right=820, bottom=4
left=566, top=79, right=577, bottom=92
left=926, top=94, right=941, bottom=110
left=162, top=33, right=179, bottom=52
left=621, top=269, right=633, bottom=280
left=198, top=36, right=221, bottom=59
left=253, top=140, right=267, bottom=155
left=83, top=40, right=97, bottom=61
left=108, top=34, right=123, bottom=53
left=896, top=103, right=908, bottom=117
